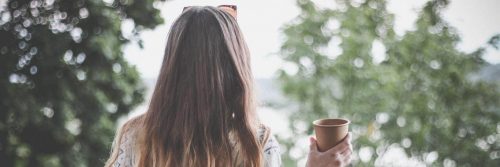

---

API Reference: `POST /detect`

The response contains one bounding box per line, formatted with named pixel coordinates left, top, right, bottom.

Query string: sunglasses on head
left=183, top=5, right=237, bottom=19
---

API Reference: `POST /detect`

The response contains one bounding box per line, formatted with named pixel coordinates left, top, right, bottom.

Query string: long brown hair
left=128, top=6, right=261, bottom=167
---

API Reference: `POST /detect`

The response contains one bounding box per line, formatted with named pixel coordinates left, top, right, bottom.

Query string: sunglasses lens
left=218, top=5, right=237, bottom=18
left=219, top=5, right=237, bottom=11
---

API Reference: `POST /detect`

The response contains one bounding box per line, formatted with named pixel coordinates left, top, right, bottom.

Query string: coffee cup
left=313, top=118, right=350, bottom=152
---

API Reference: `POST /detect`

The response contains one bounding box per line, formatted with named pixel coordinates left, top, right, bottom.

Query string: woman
left=105, top=5, right=352, bottom=167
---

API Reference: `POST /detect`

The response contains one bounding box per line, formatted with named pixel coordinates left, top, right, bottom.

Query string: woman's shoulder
left=120, top=114, right=145, bottom=132
left=105, top=115, right=144, bottom=167
left=257, top=124, right=271, bottom=145
left=114, top=114, right=145, bottom=151
left=257, top=124, right=282, bottom=167
left=115, top=114, right=146, bottom=148
left=256, top=124, right=280, bottom=151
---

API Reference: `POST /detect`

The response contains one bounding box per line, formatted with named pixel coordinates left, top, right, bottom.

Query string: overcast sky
left=123, top=0, right=500, bottom=79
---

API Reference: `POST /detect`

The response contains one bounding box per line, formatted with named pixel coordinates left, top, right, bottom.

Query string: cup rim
left=313, top=118, right=350, bottom=127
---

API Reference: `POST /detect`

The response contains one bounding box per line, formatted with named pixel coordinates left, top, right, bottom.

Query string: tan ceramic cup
left=313, top=118, right=350, bottom=152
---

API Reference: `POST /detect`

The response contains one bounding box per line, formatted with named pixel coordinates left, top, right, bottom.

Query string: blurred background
left=1, top=0, right=499, bottom=166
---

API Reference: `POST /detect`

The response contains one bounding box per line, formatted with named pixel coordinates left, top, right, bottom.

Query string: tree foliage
left=0, top=0, right=163, bottom=166
left=278, top=0, right=500, bottom=166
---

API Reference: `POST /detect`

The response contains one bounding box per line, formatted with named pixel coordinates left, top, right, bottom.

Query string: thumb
left=309, top=136, right=318, bottom=152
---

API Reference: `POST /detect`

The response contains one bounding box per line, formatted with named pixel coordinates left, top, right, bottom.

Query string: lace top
left=112, top=124, right=282, bottom=167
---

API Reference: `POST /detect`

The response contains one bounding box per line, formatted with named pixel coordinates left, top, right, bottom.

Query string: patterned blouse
left=112, top=124, right=282, bottom=167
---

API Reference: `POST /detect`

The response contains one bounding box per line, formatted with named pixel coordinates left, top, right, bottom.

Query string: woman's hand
left=305, top=133, right=352, bottom=167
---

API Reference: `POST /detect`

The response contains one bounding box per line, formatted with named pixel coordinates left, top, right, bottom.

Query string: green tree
left=0, top=0, right=163, bottom=166
left=278, top=0, right=500, bottom=166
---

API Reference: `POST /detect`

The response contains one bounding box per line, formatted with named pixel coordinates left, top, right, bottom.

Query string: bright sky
left=123, top=0, right=500, bottom=79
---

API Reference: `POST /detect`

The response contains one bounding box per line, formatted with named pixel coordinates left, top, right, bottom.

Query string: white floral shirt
left=113, top=125, right=282, bottom=167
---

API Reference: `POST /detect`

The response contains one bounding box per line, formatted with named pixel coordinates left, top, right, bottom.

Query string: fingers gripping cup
left=313, top=118, right=350, bottom=152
